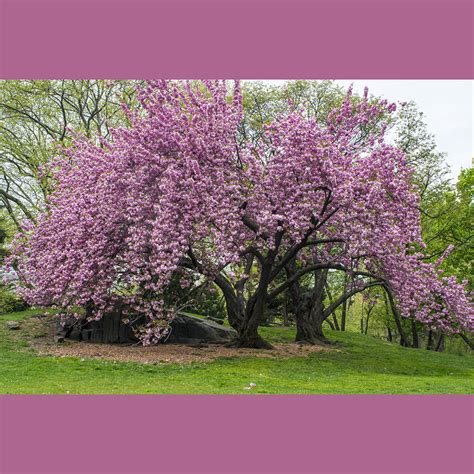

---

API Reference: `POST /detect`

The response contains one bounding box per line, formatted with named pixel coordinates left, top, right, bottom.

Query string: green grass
left=1, top=310, right=473, bottom=394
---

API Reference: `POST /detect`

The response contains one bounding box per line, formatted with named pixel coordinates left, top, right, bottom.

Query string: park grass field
left=1, top=309, right=473, bottom=394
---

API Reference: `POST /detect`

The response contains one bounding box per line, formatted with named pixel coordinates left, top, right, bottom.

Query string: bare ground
left=12, top=313, right=333, bottom=364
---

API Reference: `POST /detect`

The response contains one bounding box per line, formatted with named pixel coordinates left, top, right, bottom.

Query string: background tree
left=392, top=102, right=473, bottom=348
left=0, top=80, right=136, bottom=228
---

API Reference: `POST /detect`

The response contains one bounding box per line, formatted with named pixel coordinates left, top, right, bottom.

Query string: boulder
left=5, top=320, right=20, bottom=330
left=205, top=316, right=225, bottom=325
left=166, top=313, right=236, bottom=344
left=57, top=306, right=236, bottom=345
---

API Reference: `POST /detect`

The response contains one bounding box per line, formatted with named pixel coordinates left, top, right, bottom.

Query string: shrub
left=0, top=285, right=28, bottom=313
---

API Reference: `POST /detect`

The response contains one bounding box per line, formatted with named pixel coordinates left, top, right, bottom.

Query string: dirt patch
left=34, top=339, right=331, bottom=364
left=16, top=313, right=333, bottom=364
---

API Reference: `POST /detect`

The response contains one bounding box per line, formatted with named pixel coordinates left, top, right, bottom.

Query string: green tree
left=423, top=168, right=473, bottom=289
left=0, top=80, right=136, bottom=229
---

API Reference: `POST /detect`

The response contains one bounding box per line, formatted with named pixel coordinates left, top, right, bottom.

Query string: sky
left=261, top=80, right=473, bottom=182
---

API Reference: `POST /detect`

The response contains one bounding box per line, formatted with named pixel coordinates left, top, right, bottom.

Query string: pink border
left=0, top=0, right=473, bottom=79
left=1, top=395, right=473, bottom=473
left=0, top=1, right=473, bottom=473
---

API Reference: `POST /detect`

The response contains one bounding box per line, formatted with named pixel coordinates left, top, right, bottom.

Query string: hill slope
left=1, top=310, right=472, bottom=394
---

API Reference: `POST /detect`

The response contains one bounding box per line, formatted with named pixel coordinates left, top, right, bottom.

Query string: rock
left=81, top=329, right=94, bottom=341
left=57, top=307, right=237, bottom=345
left=69, top=327, right=83, bottom=340
left=166, top=313, right=236, bottom=344
left=205, top=316, right=225, bottom=325
left=5, top=321, right=20, bottom=330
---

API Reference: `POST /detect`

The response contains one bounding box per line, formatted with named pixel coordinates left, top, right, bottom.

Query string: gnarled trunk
left=212, top=288, right=271, bottom=348
left=223, top=293, right=245, bottom=332
left=230, top=292, right=273, bottom=348
left=292, top=269, right=332, bottom=345
left=229, top=260, right=275, bottom=349
left=295, top=307, right=330, bottom=345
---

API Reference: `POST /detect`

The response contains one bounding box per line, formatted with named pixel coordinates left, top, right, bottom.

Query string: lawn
left=1, top=309, right=473, bottom=394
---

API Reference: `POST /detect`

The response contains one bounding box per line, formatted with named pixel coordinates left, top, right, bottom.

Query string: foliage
left=0, top=213, right=27, bottom=313
left=239, top=80, right=346, bottom=145
left=422, top=168, right=473, bottom=290
left=0, top=286, right=27, bottom=313
left=394, top=101, right=450, bottom=197
left=189, top=286, right=227, bottom=321
left=0, top=80, right=136, bottom=229
left=394, top=102, right=473, bottom=287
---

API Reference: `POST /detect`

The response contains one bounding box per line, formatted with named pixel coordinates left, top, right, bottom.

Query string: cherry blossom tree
left=8, top=80, right=473, bottom=348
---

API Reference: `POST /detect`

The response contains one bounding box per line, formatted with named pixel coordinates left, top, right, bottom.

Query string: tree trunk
left=460, top=333, right=474, bottom=350
left=223, top=294, right=245, bottom=332
left=326, top=319, right=335, bottom=330
left=285, top=265, right=331, bottom=345
left=325, top=282, right=339, bottom=330
left=217, top=273, right=272, bottom=348
left=384, top=287, right=409, bottom=347
left=233, top=301, right=273, bottom=348
left=283, top=294, right=290, bottom=326
left=231, top=261, right=274, bottom=349
left=411, top=320, right=419, bottom=348
left=230, top=300, right=273, bottom=349
left=294, top=270, right=332, bottom=345
left=81, top=299, right=139, bottom=343
left=426, top=329, right=433, bottom=350
left=341, top=299, right=347, bottom=331
left=435, top=334, right=445, bottom=352
left=364, top=312, right=370, bottom=335
left=295, top=310, right=330, bottom=345
left=363, top=306, right=373, bottom=335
